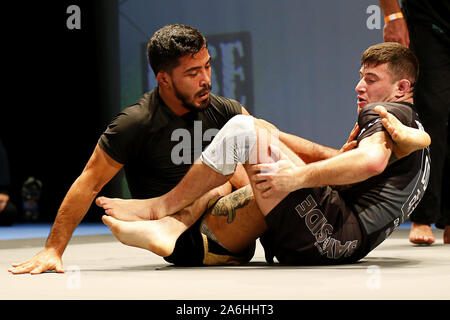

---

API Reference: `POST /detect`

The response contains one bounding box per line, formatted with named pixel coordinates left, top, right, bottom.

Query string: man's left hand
left=250, top=144, right=299, bottom=198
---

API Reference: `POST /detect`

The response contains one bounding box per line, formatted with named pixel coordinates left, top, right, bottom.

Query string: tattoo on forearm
left=208, top=185, right=253, bottom=223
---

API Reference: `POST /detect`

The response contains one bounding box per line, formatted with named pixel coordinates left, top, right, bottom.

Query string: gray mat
left=1, top=229, right=448, bottom=300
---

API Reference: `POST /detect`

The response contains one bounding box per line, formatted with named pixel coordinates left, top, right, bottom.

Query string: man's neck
left=158, top=87, right=190, bottom=116
left=392, top=93, right=414, bottom=105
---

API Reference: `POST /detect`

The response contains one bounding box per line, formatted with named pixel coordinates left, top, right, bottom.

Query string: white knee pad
left=201, top=115, right=257, bottom=175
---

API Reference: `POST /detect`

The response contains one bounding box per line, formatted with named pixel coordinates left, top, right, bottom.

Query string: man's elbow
left=363, top=148, right=390, bottom=177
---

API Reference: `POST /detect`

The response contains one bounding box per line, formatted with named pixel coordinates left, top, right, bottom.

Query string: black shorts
left=260, top=187, right=366, bottom=265
left=163, top=218, right=255, bottom=266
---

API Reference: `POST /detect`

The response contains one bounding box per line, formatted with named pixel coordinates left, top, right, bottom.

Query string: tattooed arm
left=207, top=185, right=254, bottom=224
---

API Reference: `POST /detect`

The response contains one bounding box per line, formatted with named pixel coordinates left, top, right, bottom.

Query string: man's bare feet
left=102, top=215, right=181, bottom=257
left=444, top=226, right=450, bottom=244
left=96, top=197, right=162, bottom=221
left=374, top=105, right=431, bottom=159
left=409, top=222, right=435, bottom=245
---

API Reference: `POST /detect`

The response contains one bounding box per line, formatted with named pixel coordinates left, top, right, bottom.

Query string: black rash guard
left=343, top=102, right=431, bottom=253
left=98, top=88, right=243, bottom=199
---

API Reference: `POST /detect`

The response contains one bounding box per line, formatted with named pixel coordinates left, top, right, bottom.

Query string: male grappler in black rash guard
left=97, top=42, right=430, bottom=265
left=8, top=24, right=253, bottom=275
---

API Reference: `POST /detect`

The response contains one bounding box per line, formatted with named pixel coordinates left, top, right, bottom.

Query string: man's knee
left=201, top=115, right=257, bottom=175
left=254, top=118, right=278, bottom=132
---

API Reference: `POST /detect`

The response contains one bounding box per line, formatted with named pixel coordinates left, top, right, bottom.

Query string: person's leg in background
left=407, top=22, right=450, bottom=244
left=437, top=122, right=450, bottom=243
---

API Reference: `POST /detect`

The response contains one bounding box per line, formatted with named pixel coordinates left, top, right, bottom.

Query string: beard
left=173, top=83, right=212, bottom=112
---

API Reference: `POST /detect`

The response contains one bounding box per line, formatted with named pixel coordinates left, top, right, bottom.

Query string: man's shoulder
left=117, top=104, right=150, bottom=128
left=357, top=102, right=418, bottom=143
left=363, top=102, right=416, bottom=125
left=120, top=90, right=160, bottom=124
left=136, top=90, right=158, bottom=108
left=209, top=93, right=243, bottom=110
left=206, top=94, right=244, bottom=122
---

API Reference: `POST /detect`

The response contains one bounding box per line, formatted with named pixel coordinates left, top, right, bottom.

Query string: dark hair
left=147, top=24, right=207, bottom=76
left=361, top=42, right=419, bottom=85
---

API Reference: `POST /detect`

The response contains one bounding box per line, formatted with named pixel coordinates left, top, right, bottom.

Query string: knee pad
left=201, top=115, right=257, bottom=175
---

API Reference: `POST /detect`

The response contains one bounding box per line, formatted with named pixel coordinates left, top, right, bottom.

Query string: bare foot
left=96, top=197, right=160, bottom=221
left=444, top=226, right=450, bottom=244
left=409, top=222, right=435, bottom=245
left=102, top=215, right=181, bottom=257
left=374, top=105, right=431, bottom=159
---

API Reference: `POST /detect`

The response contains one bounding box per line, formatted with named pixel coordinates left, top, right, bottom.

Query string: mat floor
left=0, top=224, right=448, bottom=300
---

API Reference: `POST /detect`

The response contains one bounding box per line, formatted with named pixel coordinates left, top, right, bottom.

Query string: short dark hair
left=361, top=42, right=419, bottom=85
left=147, top=24, right=207, bottom=76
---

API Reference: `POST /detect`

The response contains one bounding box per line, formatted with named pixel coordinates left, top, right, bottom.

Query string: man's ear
left=156, top=71, right=170, bottom=87
left=395, top=79, right=412, bottom=98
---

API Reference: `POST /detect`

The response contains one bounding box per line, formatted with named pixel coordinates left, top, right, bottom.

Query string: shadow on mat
left=80, top=264, right=170, bottom=272
left=159, top=257, right=417, bottom=270
left=82, top=256, right=417, bottom=272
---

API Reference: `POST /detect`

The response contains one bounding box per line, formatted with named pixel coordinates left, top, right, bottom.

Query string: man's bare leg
left=96, top=197, right=155, bottom=221
left=102, top=184, right=267, bottom=260
left=102, top=214, right=186, bottom=257
left=204, top=118, right=307, bottom=244
left=97, top=162, right=230, bottom=221
left=100, top=116, right=305, bottom=257
left=237, top=119, right=307, bottom=216
left=96, top=164, right=249, bottom=222
left=205, top=120, right=308, bottom=252
left=203, top=185, right=267, bottom=253
left=102, top=183, right=232, bottom=257
left=100, top=183, right=267, bottom=259
left=374, top=105, right=431, bottom=158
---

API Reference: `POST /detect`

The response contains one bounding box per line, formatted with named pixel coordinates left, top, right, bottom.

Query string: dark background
left=1, top=1, right=121, bottom=222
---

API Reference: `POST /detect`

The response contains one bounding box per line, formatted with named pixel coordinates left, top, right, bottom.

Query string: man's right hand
left=383, top=18, right=410, bottom=47
left=8, top=145, right=123, bottom=275
left=8, top=248, right=64, bottom=275
left=339, top=122, right=359, bottom=154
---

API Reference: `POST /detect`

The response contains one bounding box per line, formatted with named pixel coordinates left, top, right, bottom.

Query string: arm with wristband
left=378, top=0, right=410, bottom=47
